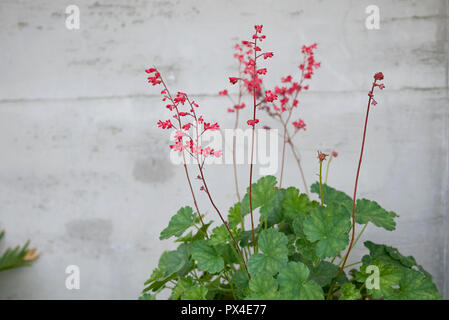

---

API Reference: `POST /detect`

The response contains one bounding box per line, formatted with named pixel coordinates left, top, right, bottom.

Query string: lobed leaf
left=340, top=283, right=361, bottom=300
left=303, top=205, right=351, bottom=258
left=240, top=176, right=278, bottom=216
left=246, top=272, right=279, bottom=300
left=247, top=229, right=288, bottom=275
left=181, top=286, right=208, bottom=300
left=277, top=262, right=323, bottom=300
left=160, top=206, right=197, bottom=240
left=191, top=240, right=224, bottom=274
left=355, top=199, right=397, bottom=231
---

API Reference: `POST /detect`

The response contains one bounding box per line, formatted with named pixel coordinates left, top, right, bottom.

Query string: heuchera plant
left=140, top=25, right=442, bottom=300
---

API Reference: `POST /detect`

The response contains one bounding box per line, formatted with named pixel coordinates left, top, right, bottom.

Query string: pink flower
left=265, top=90, right=278, bottom=102
left=182, top=123, right=191, bottom=130
left=157, top=120, right=173, bottom=129
left=204, top=122, right=219, bottom=131
left=175, top=130, right=184, bottom=141
left=247, top=119, right=259, bottom=127
left=170, top=141, right=186, bottom=152
left=234, top=103, right=245, bottom=110
left=332, top=151, right=338, bottom=158
left=378, top=83, right=385, bottom=90
left=263, top=52, right=274, bottom=59
left=227, top=108, right=235, bottom=113
left=214, top=150, right=222, bottom=157
left=281, top=75, right=292, bottom=83
left=174, top=92, right=187, bottom=105
left=293, top=119, right=306, bottom=131
left=219, top=89, right=228, bottom=96
left=372, top=99, right=377, bottom=106
left=145, top=68, right=157, bottom=74
left=374, top=72, right=384, bottom=81
left=254, top=25, right=263, bottom=33
left=229, top=77, right=239, bottom=84
left=257, top=68, right=267, bottom=75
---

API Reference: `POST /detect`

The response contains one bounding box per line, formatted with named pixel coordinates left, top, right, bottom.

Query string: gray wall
left=0, top=0, right=448, bottom=299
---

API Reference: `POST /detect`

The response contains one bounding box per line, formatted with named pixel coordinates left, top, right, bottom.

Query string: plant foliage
left=141, top=177, right=442, bottom=300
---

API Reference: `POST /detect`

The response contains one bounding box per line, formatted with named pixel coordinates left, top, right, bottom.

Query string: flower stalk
left=327, top=72, right=385, bottom=299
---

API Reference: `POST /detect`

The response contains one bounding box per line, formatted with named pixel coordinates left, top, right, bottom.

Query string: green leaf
left=355, top=199, right=397, bottom=231
left=388, top=269, right=442, bottom=300
left=340, top=283, right=361, bottom=300
left=228, top=202, right=243, bottom=229
left=309, top=261, right=340, bottom=287
left=295, top=239, right=318, bottom=262
left=181, top=286, right=208, bottom=300
left=176, top=222, right=211, bottom=243
left=303, top=205, right=351, bottom=258
left=160, top=206, right=196, bottom=240
left=356, top=261, right=402, bottom=299
left=260, top=188, right=285, bottom=227
left=232, top=270, right=250, bottom=299
left=191, top=240, right=224, bottom=274
left=282, top=187, right=318, bottom=223
left=246, top=272, right=279, bottom=300
left=241, top=176, right=278, bottom=216
left=278, top=262, right=324, bottom=300
left=310, top=183, right=398, bottom=231
left=144, top=267, right=165, bottom=286
left=0, top=240, right=36, bottom=271
left=158, top=244, right=191, bottom=277
left=310, top=183, right=352, bottom=212
left=247, top=229, right=288, bottom=275
left=143, top=273, right=177, bottom=293
left=171, top=276, right=195, bottom=300
left=361, top=241, right=431, bottom=277
left=138, top=293, right=156, bottom=300
left=238, top=230, right=253, bottom=247
left=209, top=225, right=230, bottom=246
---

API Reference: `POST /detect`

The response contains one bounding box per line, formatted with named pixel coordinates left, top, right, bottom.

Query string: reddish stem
left=158, top=71, right=208, bottom=237
left=327, top=81, right=377, bottom=299
left=248, top=36, right=258, bottom=252
left=197, top=162, right=249, bottom=276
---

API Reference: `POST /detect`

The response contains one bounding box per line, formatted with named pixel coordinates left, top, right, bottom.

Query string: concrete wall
left=0, top=0, right=448, bottom=299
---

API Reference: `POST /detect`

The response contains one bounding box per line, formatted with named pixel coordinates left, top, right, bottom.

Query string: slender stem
left=279, top=125, right=287, bottom=188
left=338, top=223, right=368, bottom=267
left=248, top=36, right=258, bottom=252
left=158, top=71, right=208, bottom=237
left=327, top=81, right=376, bottom=300
left=224, top=270, right=237, bottom=300
left=325, top=155, right=333, bottom=185
left=343, top=261, right=362, bottom=269
left=233, top=110, right=241, bottom=203
left=197, top=163, right=249, bottom=276
left=232, top=63, right=243, bottom=203
left=286, top=138, right=310, bottom=197
left=319, top=160, right=324, bottom=206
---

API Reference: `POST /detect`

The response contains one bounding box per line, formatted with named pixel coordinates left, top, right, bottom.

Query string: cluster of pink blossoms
left=146, top=68, right=222, bottom=161
left=219, top=25, right=275, bottom=126
left=292, top=119, right=306, bottom=131
left=369, top=72, right=385, bottom=105
left=265, top=43, right=320, bottom=131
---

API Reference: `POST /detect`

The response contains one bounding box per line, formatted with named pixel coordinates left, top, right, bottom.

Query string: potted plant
left=139, top=25, right=442, bottom=300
